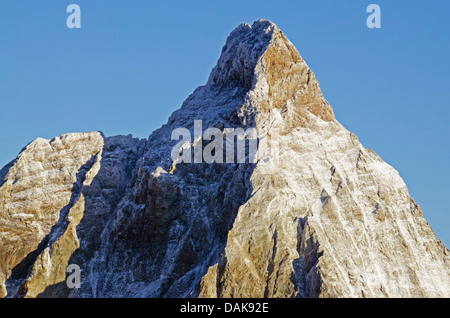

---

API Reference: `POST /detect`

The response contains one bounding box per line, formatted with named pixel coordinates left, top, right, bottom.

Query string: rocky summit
left=0, top=20, right=449, bottom=298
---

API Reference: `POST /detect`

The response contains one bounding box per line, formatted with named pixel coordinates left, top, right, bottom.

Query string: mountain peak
left=207, top=19, right=277, bottom=90
left=207, top=20, right=334, bottom=123
left=1, top=20, right=448, bottom=299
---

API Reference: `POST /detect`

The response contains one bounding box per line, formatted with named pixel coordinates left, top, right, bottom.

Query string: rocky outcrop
left=0, top=20, right=449, bottom=298
left=0, top=133, right=145, bottom=297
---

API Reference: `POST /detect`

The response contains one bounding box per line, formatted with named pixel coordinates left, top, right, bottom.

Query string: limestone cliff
left=0, top=20, right=448, bottom=298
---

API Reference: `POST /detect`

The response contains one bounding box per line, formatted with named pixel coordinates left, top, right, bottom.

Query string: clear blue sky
left=0, top=1, right=449, bottom=246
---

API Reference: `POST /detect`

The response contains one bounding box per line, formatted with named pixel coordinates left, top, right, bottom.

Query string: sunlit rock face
left=0, top=20, right=449, bottom=298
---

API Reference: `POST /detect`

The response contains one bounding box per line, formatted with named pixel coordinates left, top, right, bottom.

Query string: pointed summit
left=207, top=20, right=276, bottom=89
left=207, top=20, right=334, bottom=123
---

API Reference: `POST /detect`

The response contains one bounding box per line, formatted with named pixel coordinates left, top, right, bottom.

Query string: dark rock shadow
left=159, top=160, right=257, bottom=298
left=290, top=217, right=323, bottom=298
left=94, top=139, right=258, bottom=298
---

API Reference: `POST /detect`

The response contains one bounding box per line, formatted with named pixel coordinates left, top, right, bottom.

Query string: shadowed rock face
left=0, top=20, right=449, bottom=298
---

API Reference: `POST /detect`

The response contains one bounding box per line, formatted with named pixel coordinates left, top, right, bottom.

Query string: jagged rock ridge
left=0, top=20, right=449, bottom=298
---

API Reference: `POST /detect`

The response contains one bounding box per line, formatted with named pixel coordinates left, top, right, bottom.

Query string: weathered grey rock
left=0, top=20, right=448, bottom=298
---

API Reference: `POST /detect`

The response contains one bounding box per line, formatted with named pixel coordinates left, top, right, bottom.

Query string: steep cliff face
left=0, top=20, right=449, bottom=298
